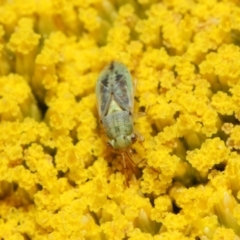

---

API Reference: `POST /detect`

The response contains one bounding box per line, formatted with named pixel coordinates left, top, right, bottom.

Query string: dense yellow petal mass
left=0, top=0, right=240, bottom=239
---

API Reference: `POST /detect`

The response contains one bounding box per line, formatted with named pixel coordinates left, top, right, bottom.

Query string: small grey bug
left=95, top=61, right=144, bottom=185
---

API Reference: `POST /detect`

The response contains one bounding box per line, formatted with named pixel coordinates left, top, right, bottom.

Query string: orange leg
left=126, top=148, right=147, bottom=168
left=121, top=152, right=129, bottom=187
left=126, top=148, right=159, bottom=174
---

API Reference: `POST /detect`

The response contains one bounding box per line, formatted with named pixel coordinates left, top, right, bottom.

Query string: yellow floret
left=128, top=229, right=154, bottom=240
left=192, top=215, right=219, bottom=239
left=151, top=195, right=172, bottom=222
left=1, top=0, right=240, bottom=239
left=36, top=32, right=67, bottom=66
left=177, top=116, right=202, bottom=150
left=212, top=190, right=240, bottom=235
left=79, top=7, right=101, bottom=32
left=147, top=95, right=176, bottom=131
left=46, top=97, right=77, bottom=131
left=101, top=214, right=134, bottom=239
left=8, top=18, right=40, bottom=55
left=162, top=14, right=196, bottom=54
left=154, top=231, right=195, bottom=240
left=211, top=91, right=234, bottom=115
left=233, top=204, right=240, bottom=226
left=135, top=18, right=161, bottom=46
left=121, top=188, right=157, bottom=233
left=226, top=126, right=240, bottom=150
left=201, top=108, right=220, bottom=137
left=225, top=152, right=240, bottom=196
left=98, top=199, right=120, bottom=223
left=12, top=0, right=36, bottom=15
left=35, top=209, right=53, bottom=231
left=212, top=227, right=240, bottom=240
left=200, top=44, right=240, bottom=87
left=169, top=184, right=214, bottom=218
left=109, top=25, right=131, bottom=48
left=169, top=0, right=198, bottom=14
left=158, top=69, right=176, bottom=90
left=222, top=122, right=234, bottom=135
left=0, top=74, right=41, bottom=121
left=161, top=213, right=190, bottom=234
left=34, top=189, right=61, bottom=212
left=117, top=4, right=138, bottom=28
left=141, top=168, right=171, bottom=195
left=34, top=149, right=57, bottom=191
left=0, top=5, right=17, bottom=28
left=230, top=83, right=240, bottom=121
left=9, top=166, right=37, bottom=191
left=0, top=206, right=37, bottom=239
left=79, top=213, right=101, bottom=239
left=187, top=138, right=229, bottom=174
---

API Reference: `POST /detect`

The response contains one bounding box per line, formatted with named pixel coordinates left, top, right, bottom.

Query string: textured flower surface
left=0, top=0, right=240, bottom=239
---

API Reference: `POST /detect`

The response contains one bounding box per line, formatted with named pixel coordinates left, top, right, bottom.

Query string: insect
left=95, top=61, right=144, bottom=185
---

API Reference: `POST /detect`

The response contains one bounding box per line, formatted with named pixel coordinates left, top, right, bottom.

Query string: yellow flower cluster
left=0, top=0, right=240, bottom=239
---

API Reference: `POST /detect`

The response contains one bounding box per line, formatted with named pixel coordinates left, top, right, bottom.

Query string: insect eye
left=131, top=134, right=138, bottom=143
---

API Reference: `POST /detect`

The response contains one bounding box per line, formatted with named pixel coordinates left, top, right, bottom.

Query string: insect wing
left=96, top=72, right=112, bottom=117
left=112, top=62, right=134, bottom=112
left=96, top=62, right=134, bottom=117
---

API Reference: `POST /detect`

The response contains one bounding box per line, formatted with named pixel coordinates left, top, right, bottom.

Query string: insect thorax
left=102, top=110, right=134, bottom=149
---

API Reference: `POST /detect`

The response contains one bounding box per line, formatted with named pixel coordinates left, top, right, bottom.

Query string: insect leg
left=135, top=131, right=144, bottom=143
left=126, top=148, right=146, bottom=168
left=121, top=152, right=129, bottom=187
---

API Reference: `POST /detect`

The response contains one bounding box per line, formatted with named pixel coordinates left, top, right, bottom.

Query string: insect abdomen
left=102, top=111, right=133, bottom=140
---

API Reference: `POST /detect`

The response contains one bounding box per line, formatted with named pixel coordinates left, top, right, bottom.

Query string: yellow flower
left=211, top=91, right=234, bottom=115
left=1, top=0, right=240, bottom=239
left=186, top=137, right=229, bottom=174
left=212, top=228, right=240, bottom=240
left=0, top=74, right=41, bottom=121
left=8, top=18, right=40, bottom=55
